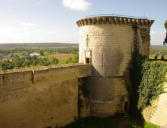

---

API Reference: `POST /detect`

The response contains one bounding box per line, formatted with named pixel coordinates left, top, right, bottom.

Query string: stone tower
left=76, top=15, right=154, bottom=117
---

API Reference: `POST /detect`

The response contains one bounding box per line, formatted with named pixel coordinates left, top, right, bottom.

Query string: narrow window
left=85, top=58, right=90, bottom=64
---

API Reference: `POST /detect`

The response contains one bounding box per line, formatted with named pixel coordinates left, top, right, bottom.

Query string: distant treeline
left=151, top=45, right=167, bottom=49
left=0, top=47, right=79, bottom=56
left=0, top=43, right=79, bottom=70
left=0, top=55, right=78, bottom=70
left=150, top=45, right=167, bottom=56
left=0, top=43, right=78, bottom=48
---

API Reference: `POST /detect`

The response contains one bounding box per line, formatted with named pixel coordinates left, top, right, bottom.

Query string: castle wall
left=137, top=26, right=151, bottom=56
left=0, top=64, right=91, bottom=128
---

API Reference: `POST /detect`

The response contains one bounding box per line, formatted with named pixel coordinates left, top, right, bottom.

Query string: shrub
left=137, top=61, right=166, bottom=109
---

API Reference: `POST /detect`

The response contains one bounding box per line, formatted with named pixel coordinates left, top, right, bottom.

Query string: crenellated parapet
left=76, top=16, right=154, bottom=27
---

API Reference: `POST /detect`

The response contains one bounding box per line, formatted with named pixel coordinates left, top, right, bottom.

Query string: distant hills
left=0, top=43, right=78, bottom=48
left=0, top=43, right=166, bottom=49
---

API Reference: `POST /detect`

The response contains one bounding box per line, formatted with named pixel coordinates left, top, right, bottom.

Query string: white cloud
left=0, top=22, right=40, bottom=43
left=20, top=22, right=38, bottom=27
left=151, top=30, right=166, bottom=45
left=37, top=1, right=41, bottom=6
left=62, top=0, right=91, bottom=11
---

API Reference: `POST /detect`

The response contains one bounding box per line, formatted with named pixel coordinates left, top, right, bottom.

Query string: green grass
left=64, top=116, right=159, bottom=128
left=144, top=122, right=159, bottom=128
left=125, top=119, right=159, bottom=128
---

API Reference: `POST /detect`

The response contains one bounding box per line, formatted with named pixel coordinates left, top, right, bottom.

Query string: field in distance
left=0, top=43, right=79, bottom=70
left=150, top=45, right=167, bottom=59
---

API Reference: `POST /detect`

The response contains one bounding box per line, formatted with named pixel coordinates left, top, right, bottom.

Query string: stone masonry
left=77, top=15, right=154, bottom=117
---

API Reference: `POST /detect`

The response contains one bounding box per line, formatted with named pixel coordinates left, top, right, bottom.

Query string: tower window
left=85, top=58, right=90, bottom=64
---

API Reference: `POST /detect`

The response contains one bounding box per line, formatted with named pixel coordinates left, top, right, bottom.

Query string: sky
left=0, top=0, right=166, bottom=45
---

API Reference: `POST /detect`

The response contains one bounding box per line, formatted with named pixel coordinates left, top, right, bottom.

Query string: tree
left=163, top=20, right=167, bottom=45
left=39, top=49, right=44, bottom=56
left=165, top=20, right=167, bottom=30
left=50, top=57, right=59, bottom=65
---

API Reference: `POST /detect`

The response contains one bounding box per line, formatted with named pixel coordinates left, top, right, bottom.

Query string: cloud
left=18, top=22, right=39, bottom=31
left=0, top=22, right=40, bottom=43
left=62, top=0, right=91, bottom=11
left=37, top=1, right=41, bottom=6
left=20, top=22, right=38, bottom=27
left=151, top=30, right=166, bottom=45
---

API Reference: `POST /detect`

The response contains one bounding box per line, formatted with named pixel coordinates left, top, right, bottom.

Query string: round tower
left=76, top=15, right=154, bottom=117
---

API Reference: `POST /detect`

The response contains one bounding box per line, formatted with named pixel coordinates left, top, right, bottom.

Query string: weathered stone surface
left=79, top=24, right=134, bottom=76
left=150, top=93, right=167, bottom=127
left=88, top=77, right=128, bottom=117
left=142, top=80, right=167, bottom=127
left=0, top=64, right=91, bottom=128
left=78, top=16, right=153, bottom=117
left=78, top=78, right=90, bottom=118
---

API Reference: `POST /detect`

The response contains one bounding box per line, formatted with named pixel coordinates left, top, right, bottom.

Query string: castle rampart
left=0, top=64, right=91, bottom=128
left=0, top=15, right=156, bottom=127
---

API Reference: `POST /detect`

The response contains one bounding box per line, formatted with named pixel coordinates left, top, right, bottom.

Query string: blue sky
left=0, top=0, right=166, bottom=45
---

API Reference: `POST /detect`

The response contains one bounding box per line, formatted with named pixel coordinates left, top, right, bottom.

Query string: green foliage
left=129, top=50, right=166, bottom=111
left=137, top=61, right=166, bottom=109
left=165, top=20, right=167, bottom=30
left=129, top=51, right=145, bottom=116
left=0, top=56, right=59, bottom=70
left=150, top=47, right=167, bottom=56
left=0, top=47, right=78, bottom=57
left=144, top=122, right=159, bottom=128
left=0, top=54, right=79, bottom=70
left=0, top=46, right=79, bottom=70
left=58, top=54, right=79, bottom=64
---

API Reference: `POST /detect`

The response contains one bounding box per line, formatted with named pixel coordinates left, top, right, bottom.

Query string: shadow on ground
left=64, top=116, right=159, bottom=128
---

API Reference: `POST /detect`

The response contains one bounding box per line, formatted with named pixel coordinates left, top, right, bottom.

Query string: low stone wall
left=0, top=64, right=91, bottom=128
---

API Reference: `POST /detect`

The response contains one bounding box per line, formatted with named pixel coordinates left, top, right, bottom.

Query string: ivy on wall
left=137, top=61, right=167, bottom=110
left=130, top=51, right=167, bottom=112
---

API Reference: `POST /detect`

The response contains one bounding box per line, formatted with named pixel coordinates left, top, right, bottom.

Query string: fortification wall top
left=0, top=64, right=91, bottom=78
left=76, top=15, right=154, bottom=27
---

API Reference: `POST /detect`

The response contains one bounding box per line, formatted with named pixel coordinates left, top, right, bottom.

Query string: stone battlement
left=76, top=15, right=154, bottom=27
